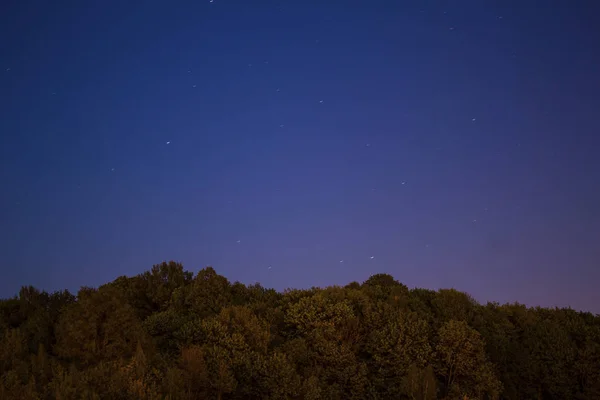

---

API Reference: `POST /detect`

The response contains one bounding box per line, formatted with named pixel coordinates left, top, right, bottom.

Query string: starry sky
left=1, top=1, right=599, bottom=312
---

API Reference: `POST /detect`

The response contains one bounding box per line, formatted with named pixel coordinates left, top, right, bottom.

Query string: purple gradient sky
left=1, top=0, right=599, bottom=312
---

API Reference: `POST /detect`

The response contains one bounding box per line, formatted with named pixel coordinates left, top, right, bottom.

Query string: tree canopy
left=1, top=261, right=599, bottom=399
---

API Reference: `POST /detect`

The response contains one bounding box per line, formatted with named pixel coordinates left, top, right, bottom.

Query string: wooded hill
left=1, top=261, right=599, bottom=399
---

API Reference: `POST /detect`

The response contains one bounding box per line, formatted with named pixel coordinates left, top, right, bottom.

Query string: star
left=339, top=260, right=344, bottom=263
left=279, top=124, right=284, bottom=128
left=236, top=240, right=241, bottom=243
left=370, top=256, right=375, bottom=259
left=192, top=84, right=197, bottom=88
left=319, top=100, right=323, bottom=103
left=166, top=141, right=171, bottom=145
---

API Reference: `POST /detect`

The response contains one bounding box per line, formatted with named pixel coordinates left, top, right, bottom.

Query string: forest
left=1, top=261, right=599, bottom=400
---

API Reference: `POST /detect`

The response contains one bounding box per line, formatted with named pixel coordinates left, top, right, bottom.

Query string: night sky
left=1, top=1, right=599, bottom=313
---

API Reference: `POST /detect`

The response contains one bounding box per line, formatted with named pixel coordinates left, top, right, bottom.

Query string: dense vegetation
left=1, top=261, right=599, bottom=399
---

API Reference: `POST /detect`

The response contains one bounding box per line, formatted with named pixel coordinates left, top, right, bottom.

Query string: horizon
left=2, top=260, right=595, bottom=315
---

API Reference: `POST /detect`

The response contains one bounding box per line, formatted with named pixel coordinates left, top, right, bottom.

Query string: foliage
left=0, top=260, right=599, bottom=399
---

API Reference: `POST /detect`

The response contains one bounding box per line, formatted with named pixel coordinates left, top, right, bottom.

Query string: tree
left=177, top=267, right=232, bottom=318
left=435, top=320, right=502, bottom=399
left=204, top=345, right=237, bottom=400
left=54, top=286, right=149, bottom=367
left=402, top=364, right=437, bottom=400
left=366, top=311, right=433, bottom=397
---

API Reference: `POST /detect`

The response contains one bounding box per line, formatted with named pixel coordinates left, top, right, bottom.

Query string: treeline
left=1, top=262, right=599, bottom=399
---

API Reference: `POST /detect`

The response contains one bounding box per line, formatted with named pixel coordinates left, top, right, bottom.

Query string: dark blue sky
left=1, top=1, right=599, bottom=312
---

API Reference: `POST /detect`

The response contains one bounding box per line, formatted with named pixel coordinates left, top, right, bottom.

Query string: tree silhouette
left=0, top=260, right=598, bottom=399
